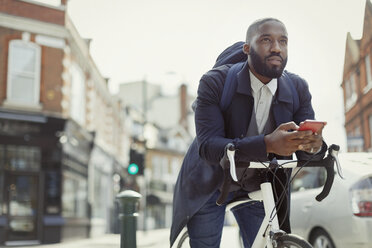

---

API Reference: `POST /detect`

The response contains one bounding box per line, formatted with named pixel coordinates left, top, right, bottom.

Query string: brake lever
left=329, top=144, right=345, bottom=179
left=226, top=145, right=238, bottom=182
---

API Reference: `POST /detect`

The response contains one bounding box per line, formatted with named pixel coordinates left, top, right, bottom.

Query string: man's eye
left=280, top=40, right=288, bottom=45
left=262, top=38, right=271, bottom=42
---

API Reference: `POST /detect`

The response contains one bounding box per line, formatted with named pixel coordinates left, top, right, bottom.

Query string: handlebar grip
left=329, top=144, right=340, bottom=152
left=226, top=143, right=235, bottom=151
left=298, top=154, right=336, bottom=202
left=315, top=145, right=339, bottom=201
left=315, top=156, right=335, bottom=202
left=216, top=143, right=235, bottom=205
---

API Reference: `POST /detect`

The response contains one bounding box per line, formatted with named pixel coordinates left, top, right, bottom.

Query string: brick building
left=0, top=0, right=129, bottom=245
left=118, top=81, right=194, bottom=230
left=342, top=0, right=372, bottom=152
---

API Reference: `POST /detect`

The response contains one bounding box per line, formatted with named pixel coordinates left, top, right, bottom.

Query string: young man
left=170, top=18, right=326, bottom=247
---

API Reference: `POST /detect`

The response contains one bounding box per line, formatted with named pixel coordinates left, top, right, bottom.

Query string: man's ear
left=243, top=43, right=250, bottom=55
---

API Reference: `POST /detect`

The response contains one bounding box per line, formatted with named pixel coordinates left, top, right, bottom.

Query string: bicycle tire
left=176, top=230, right=189, bottom=248
left=275, top=233, right=312, bottom=248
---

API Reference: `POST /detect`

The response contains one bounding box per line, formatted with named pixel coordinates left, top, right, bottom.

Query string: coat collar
left=235, top=61, right=293, bottom=105
left=236, top=61, right=253, bottom=97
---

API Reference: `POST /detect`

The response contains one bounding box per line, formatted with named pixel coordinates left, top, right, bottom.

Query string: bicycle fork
left=251, top=182, right=280, bottom=248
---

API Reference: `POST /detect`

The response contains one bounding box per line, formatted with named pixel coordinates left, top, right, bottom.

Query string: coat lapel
left=226, top=62, right=254, bottom=138
left=272, top=75, right=294, bottom=126
left=227, top=63, right=295, bottom=137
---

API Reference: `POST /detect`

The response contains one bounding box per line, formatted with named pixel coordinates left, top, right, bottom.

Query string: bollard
left=116, top=190, right=142, bottom=248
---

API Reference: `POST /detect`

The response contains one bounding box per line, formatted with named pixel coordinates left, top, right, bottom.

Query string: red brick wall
left=0, top=0, right=65, bottom=26
left=41, top=46, right=63, bottom=113
left=0, top=26, right=64, bottom=114
left=363, top=106, right=372, bottom=149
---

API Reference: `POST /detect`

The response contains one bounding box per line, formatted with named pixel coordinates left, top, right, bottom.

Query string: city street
left=2, top=0, right=371, bottom=247
left=25, top=226, right=241, bottom=248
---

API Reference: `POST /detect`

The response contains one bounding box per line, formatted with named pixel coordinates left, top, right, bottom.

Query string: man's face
left=247, top=21, right=288, bottom=80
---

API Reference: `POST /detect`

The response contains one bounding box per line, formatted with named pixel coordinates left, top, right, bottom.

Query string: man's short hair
left=245, top=18, right=285, bottom=43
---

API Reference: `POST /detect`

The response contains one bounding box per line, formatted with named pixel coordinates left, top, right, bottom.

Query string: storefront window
left=5, top=145, right=40, bottom=171
left=9, top=175, right=37, bottom=216
left=62, top=171, right=87, bottom=218
left=0, top=170, right=3, bottom=215
left=0, top=145, right=3, bottom=214
left=45, top=171, right=61, bottom=214
left=93, top=170, right=107, bottom=218
left=0, top=144, right=4, bottom=161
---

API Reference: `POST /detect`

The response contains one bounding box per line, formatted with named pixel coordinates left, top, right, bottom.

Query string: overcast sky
left=48, top=0, right=368, bottom=151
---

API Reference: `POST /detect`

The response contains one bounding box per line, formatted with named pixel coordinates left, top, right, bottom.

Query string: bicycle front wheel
left=275, top=233, right=312, bottom=248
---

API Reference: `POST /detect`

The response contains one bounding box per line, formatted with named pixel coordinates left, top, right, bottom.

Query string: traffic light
left=128, top=148, right=144, bottom=175
left=128, top=163, right=139, bottom=175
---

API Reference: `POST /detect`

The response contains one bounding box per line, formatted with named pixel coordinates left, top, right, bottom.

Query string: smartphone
left=297, top=120, right=327, bottom=133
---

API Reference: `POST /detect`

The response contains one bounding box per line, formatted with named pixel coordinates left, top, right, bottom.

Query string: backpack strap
left=220, top=62, right=245, bottom=112
left=282, top=71, right=300, bottom=113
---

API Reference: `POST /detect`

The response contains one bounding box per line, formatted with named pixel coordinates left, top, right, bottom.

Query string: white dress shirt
left=249, top=70, right=278, bottom=134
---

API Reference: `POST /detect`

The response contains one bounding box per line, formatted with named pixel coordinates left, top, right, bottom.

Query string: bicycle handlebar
left=216, top=144, right=341, bottom=205
left=297, top=144, right=340, bottom=201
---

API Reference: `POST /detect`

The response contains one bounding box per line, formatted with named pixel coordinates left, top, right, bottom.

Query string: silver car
left=290, top=152, right=372, bottom=248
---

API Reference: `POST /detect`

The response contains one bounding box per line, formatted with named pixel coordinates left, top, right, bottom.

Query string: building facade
left=144, top=126, right=191, bottom=229
left=0, top=0, right=129, bottom=245
left=118, top=81, right=194, bottom=230
left=342, top=0, right=372, bottom=152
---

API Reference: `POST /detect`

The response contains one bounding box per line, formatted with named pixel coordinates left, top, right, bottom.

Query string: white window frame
left=6, top=40, right=41, bottom=107
left=345, top=73, right=357, bottom=111
left=347, top=126, right=364, bottom=152
left=364, top=54, right=372, bottom=93
left=70, top=63, right=86, bottom=126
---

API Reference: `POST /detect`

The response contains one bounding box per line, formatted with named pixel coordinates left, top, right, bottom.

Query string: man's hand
left=296, top=120, right=324, bottom=154
left=264, top=121, right=323, bottom=156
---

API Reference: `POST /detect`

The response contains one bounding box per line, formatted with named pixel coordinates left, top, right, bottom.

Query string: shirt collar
left=249, top=70, right=278, bottom=96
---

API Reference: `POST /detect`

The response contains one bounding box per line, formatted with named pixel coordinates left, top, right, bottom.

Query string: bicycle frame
left=251, top=182, right=277, bottom=248
left=223, top=146, right=342, bottom=248
left=238, top=162, right=298, bottom=248
left=176, top=144, right=342, bottom=248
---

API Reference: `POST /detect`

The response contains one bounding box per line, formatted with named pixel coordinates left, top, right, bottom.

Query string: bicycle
left=176, top=144, right=343, bottom=248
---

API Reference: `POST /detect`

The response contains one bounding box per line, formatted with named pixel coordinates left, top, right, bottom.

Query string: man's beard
left=250, top=47, right=287, bottom=78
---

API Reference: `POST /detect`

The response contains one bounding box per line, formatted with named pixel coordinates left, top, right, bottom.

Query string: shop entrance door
left=6, top=173, right=39, bottom=242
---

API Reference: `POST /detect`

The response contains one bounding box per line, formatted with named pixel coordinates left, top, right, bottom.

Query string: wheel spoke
left=323, top=237, right=329, bottom=247
left=315, top=238, right=323, bottom=248
left=314, top=235, right=332, bottom=248
left=276, top=234, right=312, bottom=248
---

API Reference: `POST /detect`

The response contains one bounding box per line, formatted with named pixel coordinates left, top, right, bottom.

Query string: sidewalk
left=24, top=229, right=170, bottom=248
left=12, top=226, right=240, bottom=248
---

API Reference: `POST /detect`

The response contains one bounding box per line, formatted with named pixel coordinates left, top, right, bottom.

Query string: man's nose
left=270, top=40, right=281, bottom=53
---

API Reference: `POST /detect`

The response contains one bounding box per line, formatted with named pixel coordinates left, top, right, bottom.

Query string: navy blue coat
left=170, top=61, right=326, bottom=246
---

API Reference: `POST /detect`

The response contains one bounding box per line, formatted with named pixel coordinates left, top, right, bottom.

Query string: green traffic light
left=128, top=163, right=139, bottom=175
